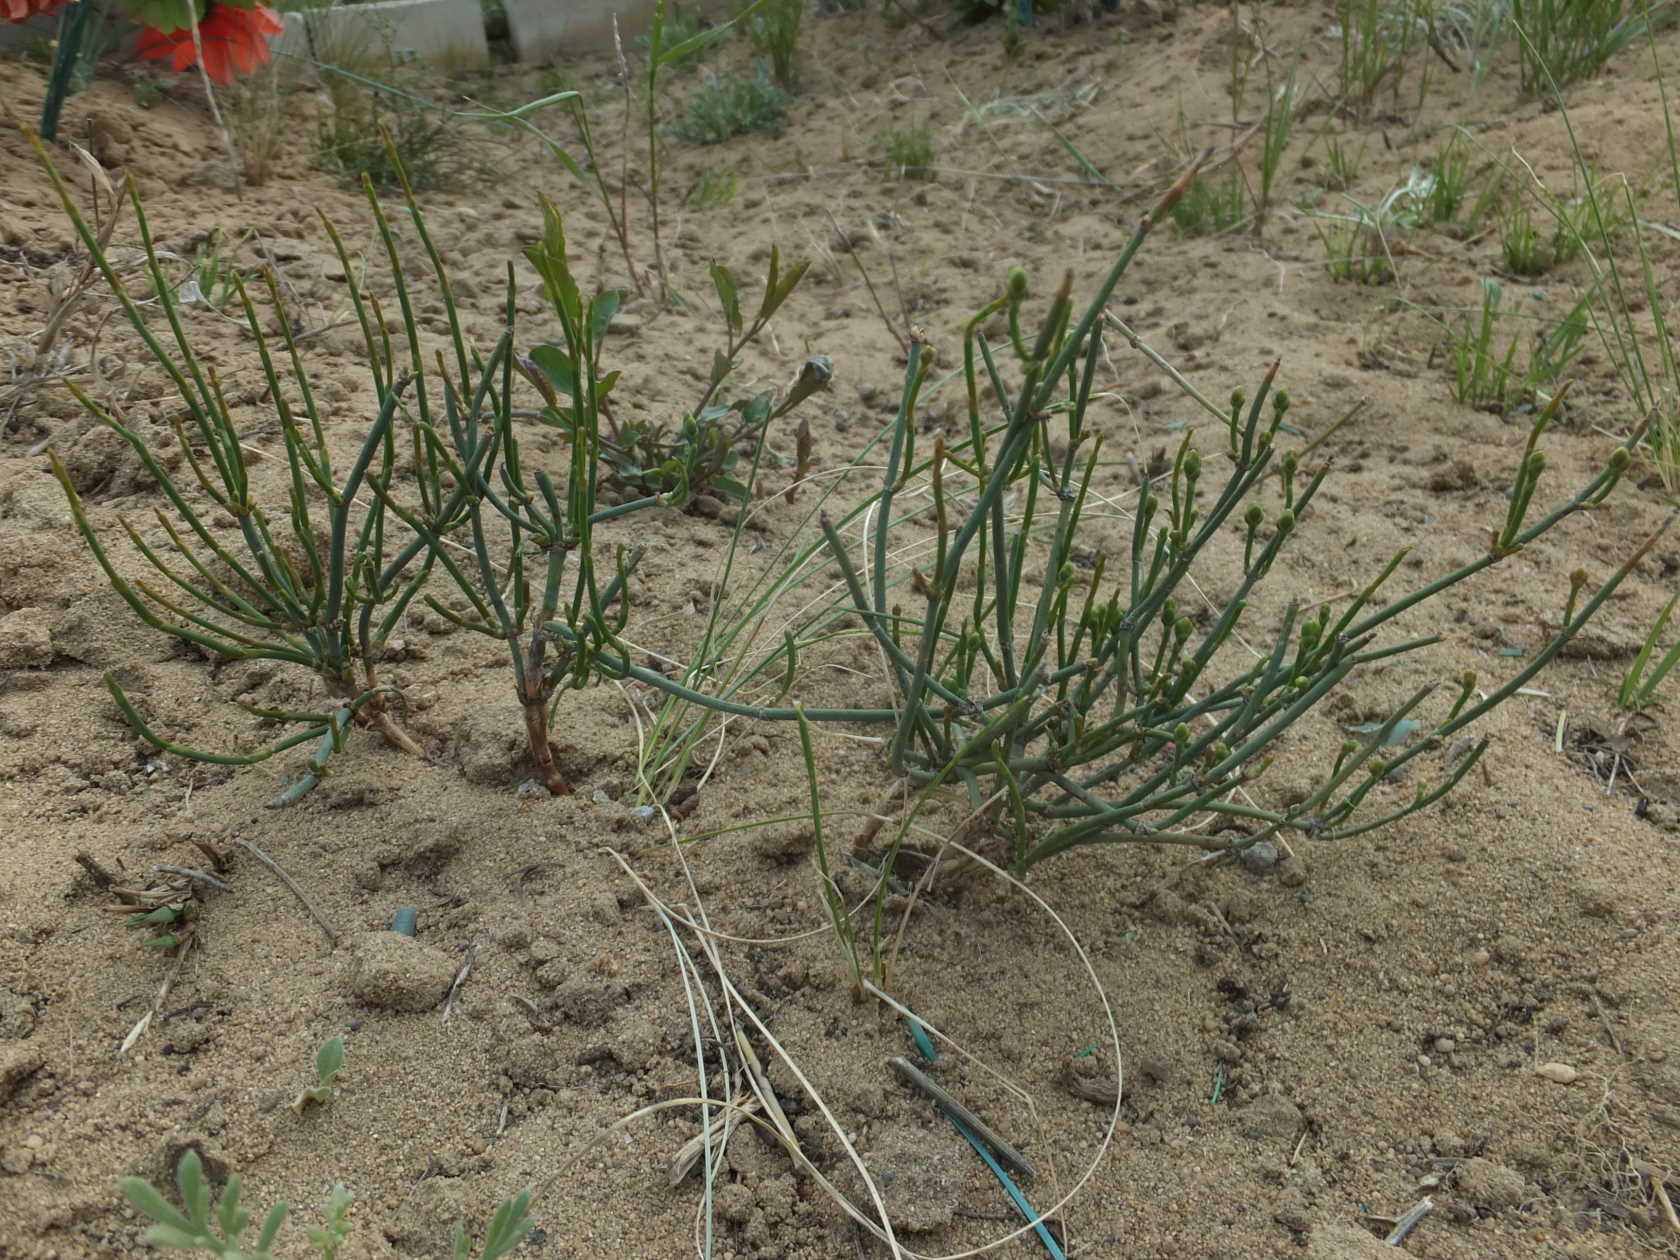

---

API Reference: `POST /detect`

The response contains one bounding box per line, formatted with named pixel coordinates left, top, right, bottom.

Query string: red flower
left=134, top=3, right=284, bottom=86
left=2, top=0, right=71, bottom=20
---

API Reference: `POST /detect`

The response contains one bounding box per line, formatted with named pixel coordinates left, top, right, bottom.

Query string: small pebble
left=515, top=778, right=551, bottom=799
left=1535, top=1062, right=1578, bottom=1084
left=1434, top=1037, right=1456, bottom=1054
left=1239, top=841, right=1279, bottom=874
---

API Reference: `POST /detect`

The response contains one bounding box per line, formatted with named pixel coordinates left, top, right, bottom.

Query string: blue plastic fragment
left=944, top=1110, right=1067, bottom=1260
left=904, top=1016, right=1064, bottom=1259
left=908, top=1018, right=937, bottom=1063
left=390, top=906, right=418, bottom=937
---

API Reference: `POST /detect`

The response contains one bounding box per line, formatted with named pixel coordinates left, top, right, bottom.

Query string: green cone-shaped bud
left=1007, top=267, right=1029, bottom=301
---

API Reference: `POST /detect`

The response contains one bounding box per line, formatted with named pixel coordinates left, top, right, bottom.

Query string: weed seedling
left=292, top=1035, right=345, bottom=1114
left=636, top=9, right=728, bottom=71
left=881, top=122, right=936, bottom=179
left=181, top=229, right=253, bottom=312
left=1451, top=278, right=1522, bottom=409
left=1620, top=590, right=1680, bottom=710
left=738, top=0, right=804, bottom=89
left=126, top=901, right=196, bottom=952
left=1500, top=204, right=1551, bottom=275
left=1173, top=171, right=1249, bottom=236
left=1253, top=72, right=1299, bottom=230
left=1427, top=134, right=1472, bottom=227
left=688, top=167, right=738, bottom=208
left=1336, top=0, right=1421, bottom=117
left=1512, top=0, right=1651, bottom=96
left=1525, top=293, right=1591, bottom=397
left=1323, top=134, right=1365, bottom=190
left=308, top=1185, right=355, bottom=1260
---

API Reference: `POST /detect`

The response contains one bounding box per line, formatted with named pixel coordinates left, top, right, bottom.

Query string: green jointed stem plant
left=848, top=304, right=1637, bottom=876
left=32, top=132, right=445, bottom=805
left=598, top=166, right=1646, bottom=891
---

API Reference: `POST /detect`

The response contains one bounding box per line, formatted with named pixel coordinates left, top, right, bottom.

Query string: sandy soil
left=2, top=5, right=1678, bottom=1258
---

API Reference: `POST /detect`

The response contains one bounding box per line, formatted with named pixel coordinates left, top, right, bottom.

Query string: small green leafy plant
left=120, top=1150, right=534, bottom=1260
left=181, top=230, right=254, bottom=313
left=1309, top=167, right=1437, bottom=284
left=525, top=239, right=824, bottom=507
left=33, top=134, right=444, bottom=806
left=568, top=168, right=1648, bottom=957
left=291, top=1036, right=345, bottom=1115
left=670, top=62, right=794, bottom=144
left=314, top=29, right=470, bottom=191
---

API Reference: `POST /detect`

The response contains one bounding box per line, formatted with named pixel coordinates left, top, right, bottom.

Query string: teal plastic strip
left=903, top=1016, right=1066, bottom=1260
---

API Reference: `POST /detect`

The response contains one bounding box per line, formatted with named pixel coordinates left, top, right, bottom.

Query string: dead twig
left=1384, top=1196, right=1434, bottom=1246
left=887, top=1055, right=1035, bottom=1181
left=441, top=942, right=477, bottom=1021
left=233, top=839, right=339, bottom=942
left=74, top=851, right=120, bottom=889
left=824, top=209, right=908, bottom=355
left=1588, top=989, right=1626, bottom=1057
left=118, top=935, right=194, bottom=1056
left=153, top=865, right=234, bottom=893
